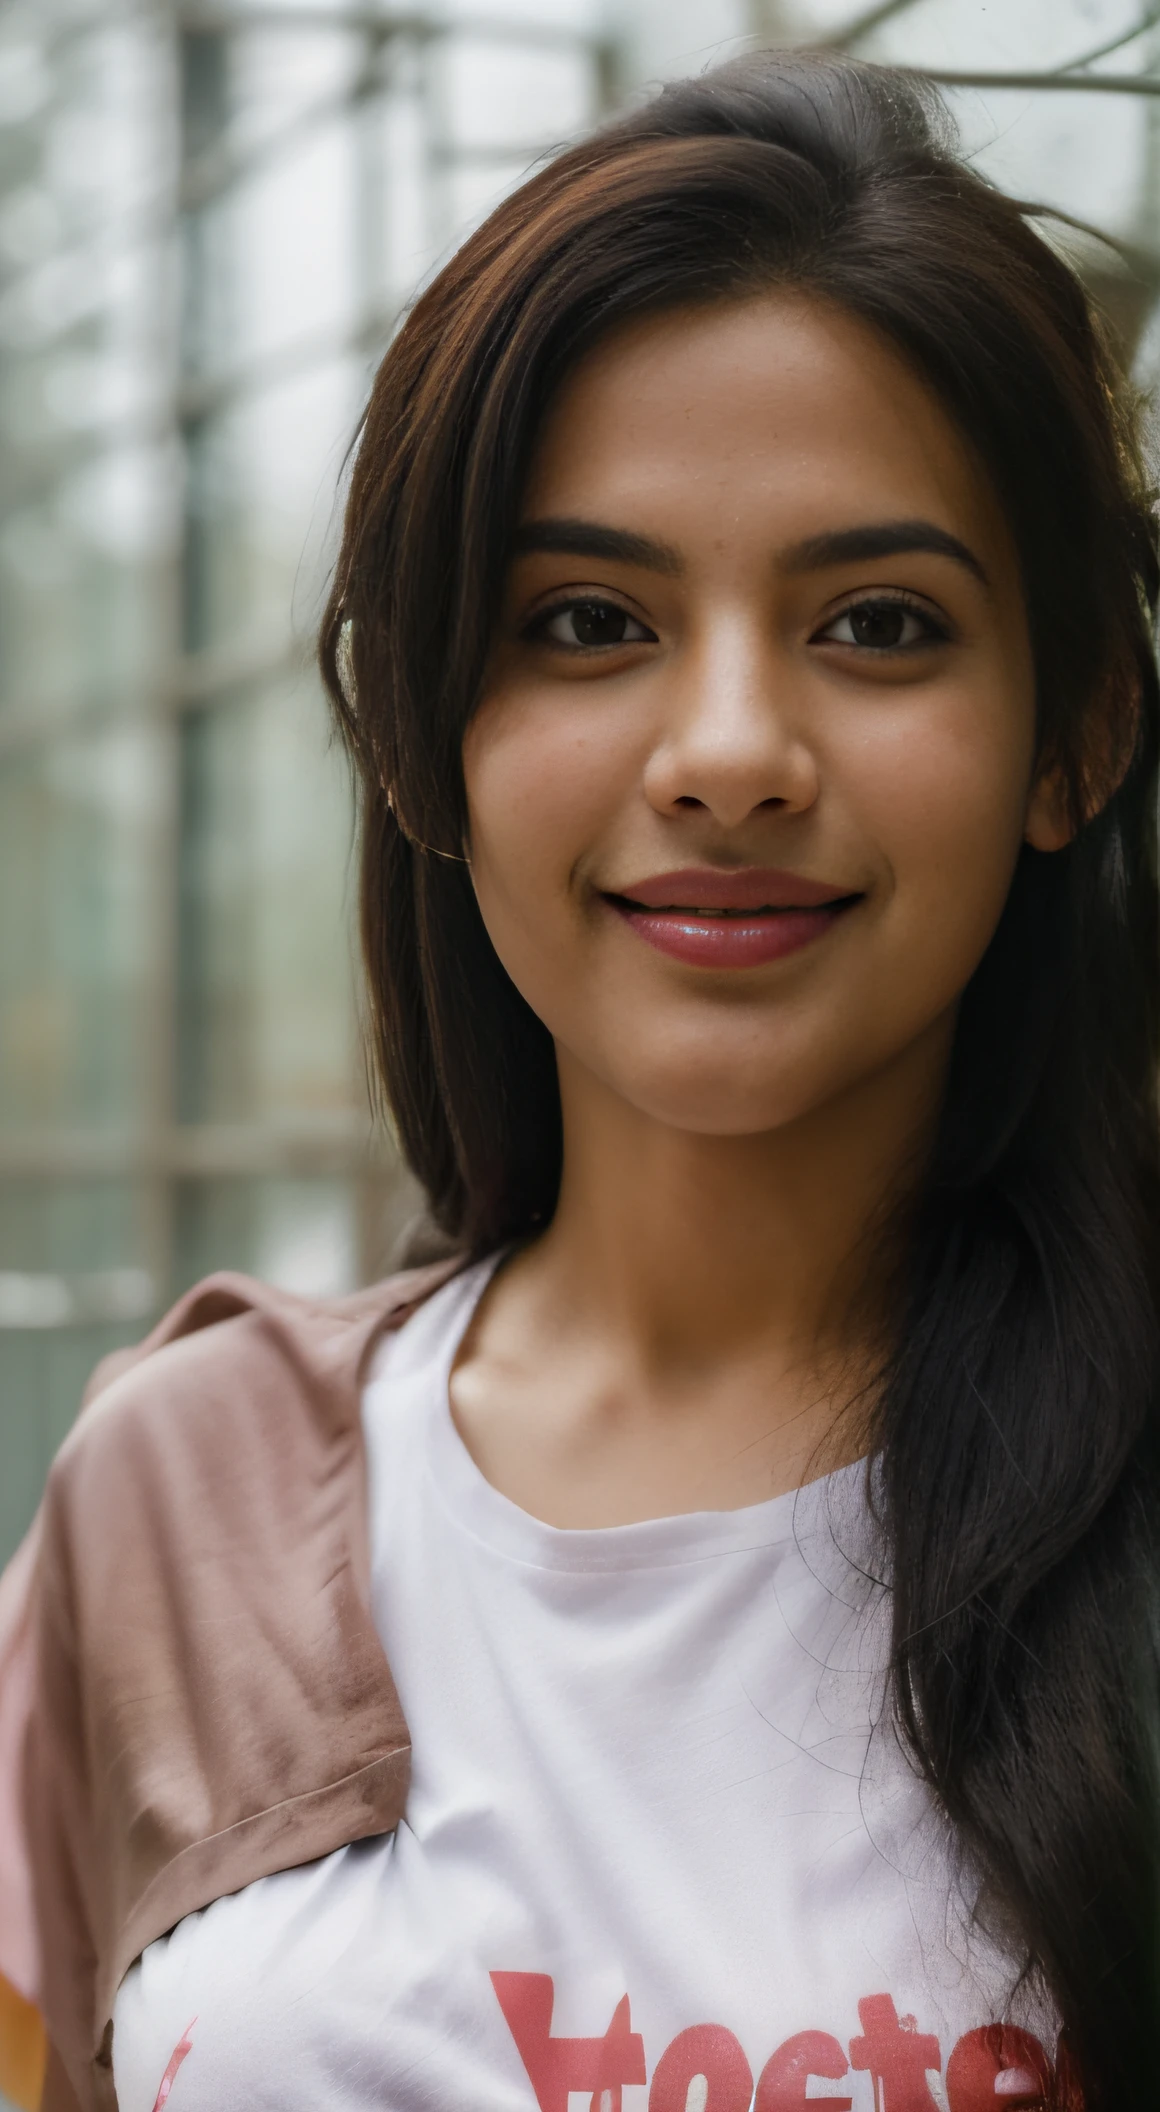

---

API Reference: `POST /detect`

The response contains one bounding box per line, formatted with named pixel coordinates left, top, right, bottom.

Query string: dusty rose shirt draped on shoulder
left=0, top=1259, right=460, bottom=2112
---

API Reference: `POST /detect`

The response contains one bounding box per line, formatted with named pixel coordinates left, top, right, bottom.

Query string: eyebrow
left=510, top=517, right=683, bottom=575
left=781, top=519, right=989, bottom=586
left=510, top=513, right=989, bottom=588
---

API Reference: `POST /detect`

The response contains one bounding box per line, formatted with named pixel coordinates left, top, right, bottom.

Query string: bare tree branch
left=816, top=0, right=1160, bottom=83
left=816, top=0, right=925, bottom=52
left=1062, top=6, right=1160, bottom=74
left=924, top=66, right=1160, bottom=97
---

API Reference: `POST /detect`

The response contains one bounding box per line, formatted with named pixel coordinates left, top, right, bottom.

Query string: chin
left=617, top=1060, right=825, bottom=1140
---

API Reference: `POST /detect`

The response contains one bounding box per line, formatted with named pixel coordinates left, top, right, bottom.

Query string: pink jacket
left=0, top=1259, right=460, bottom=2112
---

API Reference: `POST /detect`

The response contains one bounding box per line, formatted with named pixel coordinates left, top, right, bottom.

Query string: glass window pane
left=0, top=1177, right=140, bottom=1275
left=0, top=1326, right=143, bottom=1564
left=183, top=356, right=358, bottom=655
left=174, top=1176, right=357, bottom=1297
left=437, top=35, right=597, bottom=153
left=230, top=26, right=361, bottom=161
left=183, top=103, right=359, bottom=385
left=0, top=726, right=161, bottom=1128
left=365, top=77, right=433, bottom=307
left=233, top=119, right=360, bottom=364
left=0, top=438, right=178, bottom=721
left=0, top=1177, right=151, bottom=1567
left=177, top=676, right=357, bottom=1124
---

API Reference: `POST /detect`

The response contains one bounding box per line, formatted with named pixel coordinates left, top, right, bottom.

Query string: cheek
left=464, top=694, right=637, bottom=930
left=854, top=681, right=1035, bottom=963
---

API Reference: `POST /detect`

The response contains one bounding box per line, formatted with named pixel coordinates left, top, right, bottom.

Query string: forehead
left=521, top=291, right=1011, bottom=566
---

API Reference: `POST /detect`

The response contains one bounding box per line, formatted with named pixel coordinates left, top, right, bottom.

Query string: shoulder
left=40, top=1257, right=465, bottom=1599
left=19, top=1263, right=463, bottom=2096
left=79, top=1258, right=462, bottom=1421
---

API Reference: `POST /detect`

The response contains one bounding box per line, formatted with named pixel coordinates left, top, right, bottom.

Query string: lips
left=604, top=866, right=859, bottom=969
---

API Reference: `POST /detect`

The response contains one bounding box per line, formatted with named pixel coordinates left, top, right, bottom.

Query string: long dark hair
left=321, top=51, right=1160, bottom=2103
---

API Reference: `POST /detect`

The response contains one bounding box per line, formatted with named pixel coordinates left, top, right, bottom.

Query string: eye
left=532, top=599, right=656, bottom=650
left=816, top=597, right=947, bottom=652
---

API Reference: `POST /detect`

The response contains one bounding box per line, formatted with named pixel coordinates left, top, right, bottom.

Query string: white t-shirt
left=113, top=1260, right=1056, bottom=2112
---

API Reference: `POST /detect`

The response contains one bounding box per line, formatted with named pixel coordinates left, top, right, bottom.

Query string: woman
left=1, top=46, right=1158, bottom=2112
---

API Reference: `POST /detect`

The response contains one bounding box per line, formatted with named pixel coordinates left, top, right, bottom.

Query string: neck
left=453, top=1025, right=953, bottom=1523
left=534, top=1026, right=950, bottom=1382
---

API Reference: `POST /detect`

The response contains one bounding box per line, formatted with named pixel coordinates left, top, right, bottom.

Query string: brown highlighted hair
left=322, top=52, right=1160, bottom=2104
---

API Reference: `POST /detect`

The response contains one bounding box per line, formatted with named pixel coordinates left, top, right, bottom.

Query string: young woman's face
left=465, top=293, right=1057, bottom=1139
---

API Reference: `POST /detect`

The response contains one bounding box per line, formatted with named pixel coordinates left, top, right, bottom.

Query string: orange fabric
left=0, top=1520, right=41, bottom=2007
left=0, top=1970, right=46, bottom=2110
left=0, top=1259, right=459, bottom=2112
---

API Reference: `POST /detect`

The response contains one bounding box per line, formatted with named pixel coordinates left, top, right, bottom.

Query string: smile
left=604, top=866, right=861, bottom=969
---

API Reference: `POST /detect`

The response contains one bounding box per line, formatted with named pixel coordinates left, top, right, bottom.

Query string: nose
left=641, top=613, right=819, bottom=828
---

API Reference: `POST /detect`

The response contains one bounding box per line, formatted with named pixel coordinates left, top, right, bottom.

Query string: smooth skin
left=449, top=292, right=1068, bottom=1527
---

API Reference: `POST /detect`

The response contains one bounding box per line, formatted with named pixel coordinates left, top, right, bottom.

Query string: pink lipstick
left=606, top=866, right=858, bottom=969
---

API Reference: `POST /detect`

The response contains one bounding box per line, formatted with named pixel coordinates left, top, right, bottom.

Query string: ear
left=1024, top=763, right=1074, bottom=853
left=1025, top=663, right=1142, bottom=851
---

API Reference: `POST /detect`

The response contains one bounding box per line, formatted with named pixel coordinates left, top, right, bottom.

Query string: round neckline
left=374, top=1255, right=869, bottom=1575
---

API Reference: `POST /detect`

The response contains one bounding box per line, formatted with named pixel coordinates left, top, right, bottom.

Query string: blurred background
left=2, top=0, right=1160, bottom=1571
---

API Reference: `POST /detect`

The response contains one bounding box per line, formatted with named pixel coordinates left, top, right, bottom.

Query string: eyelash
left=813, top=593, right=951, bottom=652
left=522, top=591, right=951, bottom=653
left=523, top=598, right=656, bottom=651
